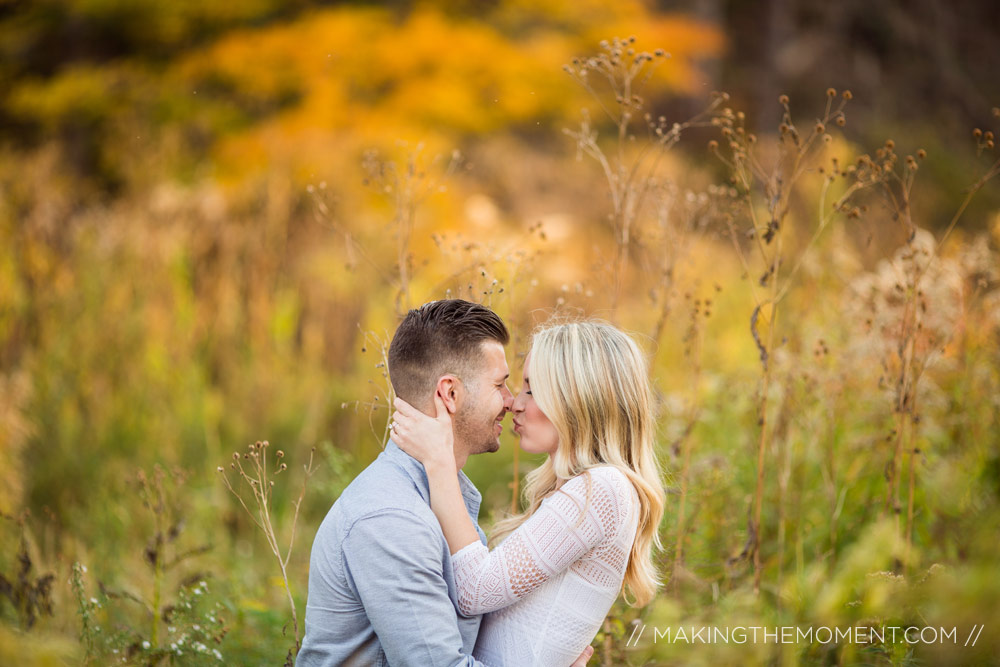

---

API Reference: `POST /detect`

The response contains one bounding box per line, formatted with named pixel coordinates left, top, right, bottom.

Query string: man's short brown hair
left=387, top=300, right=509, bottom=405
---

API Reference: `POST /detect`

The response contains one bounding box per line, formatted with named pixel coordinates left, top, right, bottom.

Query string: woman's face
left=511, top=354, right=560, bottom=455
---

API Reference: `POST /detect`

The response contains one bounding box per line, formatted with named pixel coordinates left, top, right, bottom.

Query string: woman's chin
left=519, top=440, right=544, bottom=455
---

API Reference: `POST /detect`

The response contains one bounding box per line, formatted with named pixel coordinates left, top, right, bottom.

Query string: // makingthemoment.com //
left=625, top=624, right=985, bottom=647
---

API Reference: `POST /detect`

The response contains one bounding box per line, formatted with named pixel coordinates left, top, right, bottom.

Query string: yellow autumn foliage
left=168, top=4, right=721, bottom=178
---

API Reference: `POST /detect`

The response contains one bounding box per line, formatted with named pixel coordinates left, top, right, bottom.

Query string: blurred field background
left=1, top=1, right=999, bottom=665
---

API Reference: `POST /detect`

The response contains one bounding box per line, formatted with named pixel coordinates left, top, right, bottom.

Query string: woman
left=391, top=320, right=666, bottom=666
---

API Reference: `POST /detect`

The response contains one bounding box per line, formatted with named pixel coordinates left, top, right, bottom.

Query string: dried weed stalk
left=218, top=442, right=315, bottom=664
left=0, top=512, right=54, bottom=630
left=564, top=36, right=724, bottom=312
left=849, top=109, right=1000, bottom=569
left=670, top=289, right=713, bottom=588
left=711, top=88, right=872, bottom=593
left=342, top=329, right=395, bottom=448
left=362, top=144, right=463, bottom=318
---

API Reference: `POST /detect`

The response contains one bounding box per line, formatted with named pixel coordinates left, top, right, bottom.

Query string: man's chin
left=473, top=440, right=500, bottom=455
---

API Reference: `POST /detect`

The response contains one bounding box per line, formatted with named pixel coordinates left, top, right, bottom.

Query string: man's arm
left=342, top=510, right=487, bottom=667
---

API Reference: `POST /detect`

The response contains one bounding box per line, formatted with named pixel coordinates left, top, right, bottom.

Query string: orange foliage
left=170, top=4, right=723, bottom=180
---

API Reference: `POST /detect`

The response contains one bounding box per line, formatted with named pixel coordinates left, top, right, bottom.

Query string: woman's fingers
left=392, top=396, right=416, bottom=415
left=432, top=391, right=450, bottom=422
left=391, top=411, right=414, bottom=441
left=392, top=408, right=419, bottom=427
left=393, top=396, right=422, bottom=417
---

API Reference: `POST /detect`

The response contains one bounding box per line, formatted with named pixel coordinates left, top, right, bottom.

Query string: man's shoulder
left=318, top=451, right=435, bottom=537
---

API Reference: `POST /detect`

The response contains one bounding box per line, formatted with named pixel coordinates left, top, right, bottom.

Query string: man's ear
left=435, top=376, right=461, bottom=415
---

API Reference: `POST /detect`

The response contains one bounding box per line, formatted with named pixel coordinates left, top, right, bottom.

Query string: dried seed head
left=778, top=94, right=789, bottom=105
left=815, top=122, right=825, bottom=134
left=836, top=116, right=846, bottom=127
left=708, top=140, right=718, bottom=150
left=826, top=87, right=836, bottom=98
left=216, top=467, right=223, bottom=473
left=885, top=139, right=895, bottom=150
left=276, top=450, right=284, bottom=458
left=842, top=90, right=853, bottom=100
left=973, top=128, right=983, bottom=139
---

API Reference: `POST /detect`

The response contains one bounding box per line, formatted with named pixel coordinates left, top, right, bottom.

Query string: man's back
left=298, top=441, right=487, bottom=667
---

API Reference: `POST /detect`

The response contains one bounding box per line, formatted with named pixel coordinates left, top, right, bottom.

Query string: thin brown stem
left=218, top=444, right=316, bottom=660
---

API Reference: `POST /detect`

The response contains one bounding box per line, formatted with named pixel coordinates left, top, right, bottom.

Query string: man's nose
left=502, top=384, right=514, bottom=411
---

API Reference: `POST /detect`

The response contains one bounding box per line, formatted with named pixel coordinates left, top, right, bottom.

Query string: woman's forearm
left=424, top=463, right=481, bottom=554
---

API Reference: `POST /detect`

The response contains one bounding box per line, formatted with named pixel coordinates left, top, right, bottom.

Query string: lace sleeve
left=451, top=467, right=632, bottom=616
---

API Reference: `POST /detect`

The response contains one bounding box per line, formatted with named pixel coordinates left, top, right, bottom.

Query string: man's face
left=453, top=340, right=513, bottom=456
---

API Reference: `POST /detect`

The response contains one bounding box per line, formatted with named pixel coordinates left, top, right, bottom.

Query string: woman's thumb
left=433, top=390, right=449, bottom=420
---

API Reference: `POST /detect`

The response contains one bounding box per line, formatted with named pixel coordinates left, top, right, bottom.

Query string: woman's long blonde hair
left=491, top=320, right=666, bottom=607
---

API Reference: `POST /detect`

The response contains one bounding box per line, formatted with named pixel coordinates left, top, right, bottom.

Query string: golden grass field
left=2, top=2, right=999, bottom=665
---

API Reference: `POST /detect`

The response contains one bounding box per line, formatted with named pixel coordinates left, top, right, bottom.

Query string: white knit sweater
left=451, top=466, right=640, bottom=667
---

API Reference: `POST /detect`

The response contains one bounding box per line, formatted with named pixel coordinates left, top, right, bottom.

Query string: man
left=299, top=299, right=593, bottom=666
